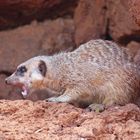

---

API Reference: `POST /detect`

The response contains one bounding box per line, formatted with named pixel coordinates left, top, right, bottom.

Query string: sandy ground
left=0, top=100, right=140, bottom=140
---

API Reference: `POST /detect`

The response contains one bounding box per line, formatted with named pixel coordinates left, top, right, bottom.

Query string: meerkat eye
left=38, top=60, right=47, bottom=77
left=16, top=66, right=27, bottom=75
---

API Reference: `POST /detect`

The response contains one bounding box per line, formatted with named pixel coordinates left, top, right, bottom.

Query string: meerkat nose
left=5, top=79, right=8, bottom=84
left=5, top=77, right=11, bottom=85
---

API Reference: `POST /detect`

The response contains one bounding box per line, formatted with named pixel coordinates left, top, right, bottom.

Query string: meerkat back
left=66, top=40, right=140, bottom=109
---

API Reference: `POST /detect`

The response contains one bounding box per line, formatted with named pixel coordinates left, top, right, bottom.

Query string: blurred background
left=0, top=0, right=140, bottom=101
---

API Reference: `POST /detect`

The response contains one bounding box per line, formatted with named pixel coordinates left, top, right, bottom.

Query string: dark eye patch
left=16, top=66, right=27, bottom=76
left=38, top=60, right=47, bottom=77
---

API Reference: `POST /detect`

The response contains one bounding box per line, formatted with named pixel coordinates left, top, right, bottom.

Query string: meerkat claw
left=87, top=104, right=105, bottom=112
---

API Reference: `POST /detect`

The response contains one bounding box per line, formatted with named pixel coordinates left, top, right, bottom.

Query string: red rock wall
left=129, top=0, right=140, bottom=26
left=74, top=0, right=140, bottom=46
left=74, top=0, right=107, bottom=45
left=0, top=0, right=78, bottom=30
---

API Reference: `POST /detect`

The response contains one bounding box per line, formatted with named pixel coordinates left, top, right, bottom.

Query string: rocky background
left=0, top=0, right=140, bottom=139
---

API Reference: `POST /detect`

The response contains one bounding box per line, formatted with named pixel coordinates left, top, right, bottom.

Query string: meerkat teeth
left=21, top=90, right=27, bottom=97
left=21, top=86, right=28, bottom=97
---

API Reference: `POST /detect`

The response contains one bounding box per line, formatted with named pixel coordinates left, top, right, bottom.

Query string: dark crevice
left=103, top=11, right=140, bottom=45
left=39, top=0, right=79, bottom=20
left=76, top=124, right=80, bottom=127
left=0, top=71, right=12, bottom=76
left=104, top=18, right=113, bottom=41
left=118, top=33, right=140, bottom=46
left=102, top=1, right=113, bottom=41
left=0, top=0, right=79, bottom=31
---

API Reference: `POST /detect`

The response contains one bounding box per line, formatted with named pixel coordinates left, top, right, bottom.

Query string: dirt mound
left=0, top=100, right=140, bottom=139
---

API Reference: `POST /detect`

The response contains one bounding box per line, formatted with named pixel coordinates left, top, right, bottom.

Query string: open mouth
left=5, top=77, right=30, bottom=98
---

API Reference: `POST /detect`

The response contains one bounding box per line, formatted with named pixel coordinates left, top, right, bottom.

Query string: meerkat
left=5, top=39, right=140, bottom=111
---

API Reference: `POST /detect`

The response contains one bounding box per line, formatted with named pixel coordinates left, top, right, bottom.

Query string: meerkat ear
left=38, top=60, right=47, bottom=77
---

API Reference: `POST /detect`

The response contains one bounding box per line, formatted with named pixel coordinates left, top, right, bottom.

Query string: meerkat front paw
left=47, top=97, right=59, bottom=102
left=87, top=103, right=105, bottom=112
left=47, top=94, right=71, bottom=103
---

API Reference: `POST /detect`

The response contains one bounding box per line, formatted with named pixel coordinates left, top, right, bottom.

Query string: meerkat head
left=5, top=57, right=47, bottom=97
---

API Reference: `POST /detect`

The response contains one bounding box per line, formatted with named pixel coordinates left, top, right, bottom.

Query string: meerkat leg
left=87, top=94, right=119, bottom=112
left=47, top=88, right=81, bottom=104
left=87, top=86, right=119, bottom=112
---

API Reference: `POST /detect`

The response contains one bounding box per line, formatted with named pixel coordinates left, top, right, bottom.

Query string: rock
left=129, top=0, right=140, bottom=26
left=74, top=0, right=107, bottom=46
left=0, top=18, right=75, bottom=72
left=74, top=0, right=140, bottom=46
left=40, top=19, right=75, bottom=55
left=107, top=0, right=140, bottom=44
left=0, top=101, right=140, bottom=139
left=0, top=0, right=78, bottom=29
